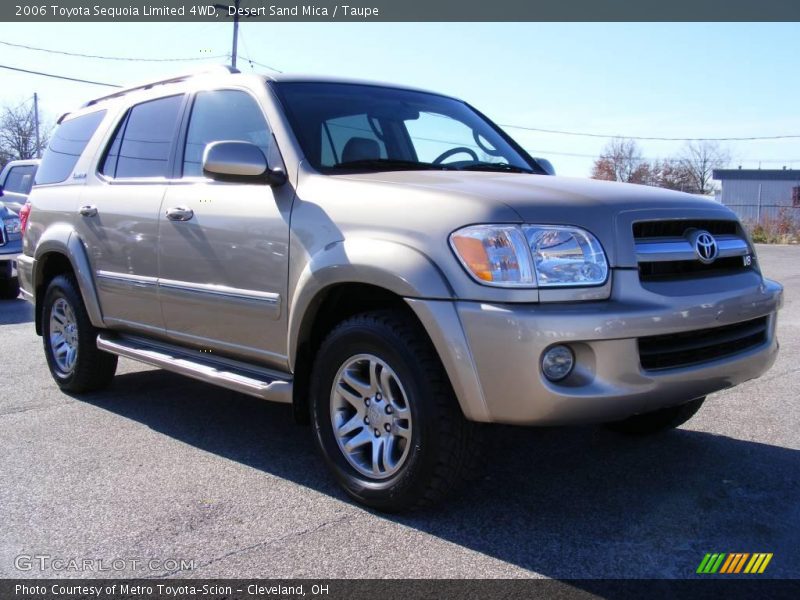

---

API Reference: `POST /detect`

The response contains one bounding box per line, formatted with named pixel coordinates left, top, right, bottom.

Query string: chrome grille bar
left=635, top=234, right=750, bottom=263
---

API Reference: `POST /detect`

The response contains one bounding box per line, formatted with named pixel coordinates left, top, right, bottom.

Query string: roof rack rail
left=81, top=65, right=240, bottom=108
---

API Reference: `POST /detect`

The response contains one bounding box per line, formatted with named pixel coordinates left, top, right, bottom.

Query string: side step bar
left=97, top=333, right=293, bottom=404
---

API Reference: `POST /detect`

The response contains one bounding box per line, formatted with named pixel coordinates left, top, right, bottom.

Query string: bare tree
left=591, top=138, right=652, bottom=184
left=652, top=159, right=695, bottom=192
left=0, top=101, right=48, bottom=165
left=676, top=141, right=730, bottom=195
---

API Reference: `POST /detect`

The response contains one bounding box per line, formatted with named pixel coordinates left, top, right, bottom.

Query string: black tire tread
left=43, top=274, right=117, bottom=393
left=314, top=309, right=483, bottom=511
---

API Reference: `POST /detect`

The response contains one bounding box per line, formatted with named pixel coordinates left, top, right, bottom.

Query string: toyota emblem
left=690, top=230, right=719, bottom=264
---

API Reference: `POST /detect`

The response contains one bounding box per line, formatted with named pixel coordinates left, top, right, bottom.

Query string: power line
left=499, top=123, right=800, bottom=142
left=238, top=54, right=282, bottom=72
left=1, top=36, right=279, bottom=72
left=0, top=63, right=120, bottom=87
left=236, top=23, right=282, bottom=72
left=0, top=39, right=227, bottom=63
left=526, top=148, right=800, bottom=164
left=427, top=102, right=800, bottom=142
left=2, top=40, right=795, bottom=142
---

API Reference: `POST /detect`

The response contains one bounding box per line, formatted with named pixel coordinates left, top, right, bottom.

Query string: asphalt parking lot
left=0, top=244, right=798, bottom=581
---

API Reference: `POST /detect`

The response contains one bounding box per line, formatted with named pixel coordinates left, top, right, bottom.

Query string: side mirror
left=534, top=157, right=556, bottom=176
left=202, top=141, right=286, bottom=186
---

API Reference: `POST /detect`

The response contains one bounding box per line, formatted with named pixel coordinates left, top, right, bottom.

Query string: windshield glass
left=272, top=82, right=536, bottom=174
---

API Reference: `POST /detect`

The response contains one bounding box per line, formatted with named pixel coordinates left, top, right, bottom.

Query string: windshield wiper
left=458, top=162, right=535, bottom=174
left=331, top=159, right=449, bottom=171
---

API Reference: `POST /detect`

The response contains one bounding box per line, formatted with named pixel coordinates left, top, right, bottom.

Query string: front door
left=158, top=88, right=291, bottom=369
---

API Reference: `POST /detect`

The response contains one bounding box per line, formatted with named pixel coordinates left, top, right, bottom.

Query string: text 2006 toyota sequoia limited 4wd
left=19, top=67, right=783, bottom=510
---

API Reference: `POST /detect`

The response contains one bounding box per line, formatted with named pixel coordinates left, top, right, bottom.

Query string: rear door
left=157, top=88, right=291, bottom=368
left=79, top=94, right=186, bottom=335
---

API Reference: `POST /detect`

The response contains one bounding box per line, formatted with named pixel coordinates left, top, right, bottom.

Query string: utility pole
left=231, top=0, right=239, bottom=68
left=215, top=0, right=241, bottom=69
left=33, top=93, right=41, bottom=158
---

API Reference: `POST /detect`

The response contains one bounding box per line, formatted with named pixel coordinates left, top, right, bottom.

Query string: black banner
left=2, top=579, right=800, bottom=600
left=3, top=0, right=800, bottom=22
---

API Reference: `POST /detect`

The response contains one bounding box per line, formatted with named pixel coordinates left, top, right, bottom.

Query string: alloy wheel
left=330, top=354, right=413, bottom=479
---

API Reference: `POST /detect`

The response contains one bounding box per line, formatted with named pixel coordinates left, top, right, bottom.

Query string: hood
left=329, top=170, right=736, bottom=268
left=332, top=170, right=723, bottom=215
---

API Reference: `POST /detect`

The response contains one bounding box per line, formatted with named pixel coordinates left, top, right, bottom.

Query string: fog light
left=541, top=345, right=574, bottom=382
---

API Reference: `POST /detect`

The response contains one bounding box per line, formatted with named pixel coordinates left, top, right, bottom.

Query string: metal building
left=713, top=168, right=800, bottom=224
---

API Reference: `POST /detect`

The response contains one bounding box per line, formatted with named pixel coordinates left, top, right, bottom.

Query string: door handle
left=78, top=205, right=98, bottom=217
left=166, top=206, right=194, bottom=222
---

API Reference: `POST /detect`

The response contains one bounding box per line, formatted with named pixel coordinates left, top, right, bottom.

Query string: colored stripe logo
left=697, top=553, right=773, bottom=574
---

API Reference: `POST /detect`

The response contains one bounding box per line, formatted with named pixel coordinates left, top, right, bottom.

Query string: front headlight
left=523, top=225, right=608, bottom=287
left=450, top=224, right=608, bottom=288
left=3, top=217, right=21, bottom=235
left=449, top=225, right=534, bottom=286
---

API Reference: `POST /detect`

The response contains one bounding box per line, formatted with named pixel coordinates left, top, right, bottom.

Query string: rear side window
left=35, top=110, right=106, bottom=185
left=3, top=165, right=37, bottom=193
left=102, top=95, right=184, bottom=179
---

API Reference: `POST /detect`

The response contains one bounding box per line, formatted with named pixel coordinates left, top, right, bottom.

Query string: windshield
left=272, top=82, right=538, bottom=174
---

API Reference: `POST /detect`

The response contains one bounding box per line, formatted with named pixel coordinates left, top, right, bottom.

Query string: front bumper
left=408, top=270, right=782, bottom=425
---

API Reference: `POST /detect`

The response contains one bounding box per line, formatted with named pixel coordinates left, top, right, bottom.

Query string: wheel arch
left=289, top=281, right=424, bottom=423
left=287, top=238, right=480, bottom=423
left=287, top=238, right=454, bottom=368
left=32, top=226, right=103, bottom=335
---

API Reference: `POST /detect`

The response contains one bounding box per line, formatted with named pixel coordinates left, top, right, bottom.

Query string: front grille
left=633, top=219, right=752, bottom=282
left=633, top=220, right=738, bottom=239
left=638, top=256, right=747, bottom=281
left=638, top=316, right=768, bottom=371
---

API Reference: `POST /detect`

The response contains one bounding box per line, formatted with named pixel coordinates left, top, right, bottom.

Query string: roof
left=80, top=65, right=241, bottom=108
left=77, top=66, right=454, bottom=112
left=1, top=158, right=40, bottom=168
left=264, top=72, right=453, bottom=98
left=713, top=169, right=800, bottom=181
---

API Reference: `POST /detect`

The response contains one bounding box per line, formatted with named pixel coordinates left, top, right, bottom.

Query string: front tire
left=42, top=274, right=118, bottom=393
left=310, top=310, right=481, bottom=511
left=604, top=397, right=706, bottom=435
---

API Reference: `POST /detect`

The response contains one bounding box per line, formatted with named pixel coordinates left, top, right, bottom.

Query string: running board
left=97, top=333, right=293, bottom=404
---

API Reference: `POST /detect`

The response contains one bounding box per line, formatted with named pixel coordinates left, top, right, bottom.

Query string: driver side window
left=405, top=111, right=502, bottom=164
left=183, top=89, right=273, bottom=177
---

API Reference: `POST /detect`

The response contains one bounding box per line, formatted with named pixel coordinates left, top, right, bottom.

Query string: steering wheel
left=432, top=146, right=479, bottom=165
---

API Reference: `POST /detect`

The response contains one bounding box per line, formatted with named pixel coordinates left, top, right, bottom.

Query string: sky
left=0, top=21, right=799, bottom=177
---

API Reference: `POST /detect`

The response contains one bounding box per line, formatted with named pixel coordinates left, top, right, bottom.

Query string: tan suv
left=19, top=67, right=783, bottom=510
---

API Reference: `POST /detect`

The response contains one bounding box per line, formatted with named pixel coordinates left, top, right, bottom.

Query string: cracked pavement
left=0, top=245, right=798, bottom=580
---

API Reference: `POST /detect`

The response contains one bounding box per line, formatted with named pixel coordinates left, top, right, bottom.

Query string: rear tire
left=310, top=310, right=482, bottom=512
left=42, top=274, right=118, bottom=393
left=604, top=397, right=705, bottom=435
